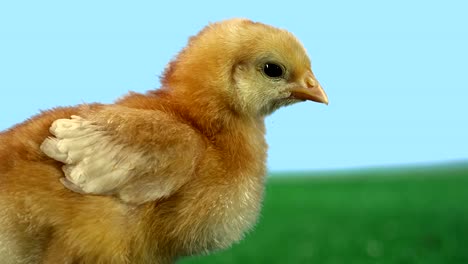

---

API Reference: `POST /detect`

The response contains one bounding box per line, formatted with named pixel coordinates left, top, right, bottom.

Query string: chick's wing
left=41, top=106, right=204, bottom=204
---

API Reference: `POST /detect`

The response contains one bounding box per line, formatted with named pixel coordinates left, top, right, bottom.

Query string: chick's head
left=162, top=19, right=328, bottom=117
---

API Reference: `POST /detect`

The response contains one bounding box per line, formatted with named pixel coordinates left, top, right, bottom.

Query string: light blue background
left=1, top=1, right=467, bottom=171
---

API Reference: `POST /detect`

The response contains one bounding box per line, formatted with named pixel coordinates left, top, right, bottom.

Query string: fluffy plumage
left=0, top=19, right=327, bottom=263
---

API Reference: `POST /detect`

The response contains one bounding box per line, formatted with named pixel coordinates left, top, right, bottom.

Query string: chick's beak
left=290, top=72, right=328, bottom=105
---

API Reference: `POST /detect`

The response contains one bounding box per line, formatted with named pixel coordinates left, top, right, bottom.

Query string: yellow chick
left=0, top=18, right=328, bottom=263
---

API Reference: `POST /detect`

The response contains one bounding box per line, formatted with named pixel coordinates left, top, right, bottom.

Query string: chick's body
left=0, top=19, right=327, bottom=263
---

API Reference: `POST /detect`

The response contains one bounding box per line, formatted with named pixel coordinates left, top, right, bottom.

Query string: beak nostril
left=306, top=78, right=317, bottom=88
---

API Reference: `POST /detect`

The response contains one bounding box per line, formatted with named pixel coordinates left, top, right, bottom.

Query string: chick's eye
left=263, top=63, right=284, bottom=78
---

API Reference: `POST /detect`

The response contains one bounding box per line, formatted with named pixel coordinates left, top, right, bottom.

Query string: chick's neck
left=168, top=86, right=265, bottom=140
left=118, top=87, right=264, bottom=142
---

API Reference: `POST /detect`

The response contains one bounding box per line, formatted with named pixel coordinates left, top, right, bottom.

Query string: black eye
left=263, top=63, right=284, bottom=78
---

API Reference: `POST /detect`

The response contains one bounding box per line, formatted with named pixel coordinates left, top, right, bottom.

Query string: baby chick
left=0, top=18, right=327, bottom=264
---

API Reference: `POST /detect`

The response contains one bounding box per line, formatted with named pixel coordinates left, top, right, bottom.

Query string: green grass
left=180, top=163, right=468, bottom=264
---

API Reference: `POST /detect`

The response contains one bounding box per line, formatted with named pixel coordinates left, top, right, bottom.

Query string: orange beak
left=290, top=71, right=328, bottom=105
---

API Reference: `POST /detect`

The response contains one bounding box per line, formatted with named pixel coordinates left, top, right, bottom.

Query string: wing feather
left=40, top=108, right=203, bottom=204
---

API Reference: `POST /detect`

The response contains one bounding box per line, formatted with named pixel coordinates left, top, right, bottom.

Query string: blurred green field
left=180, top=163, right=468, bottom=264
